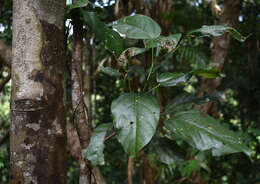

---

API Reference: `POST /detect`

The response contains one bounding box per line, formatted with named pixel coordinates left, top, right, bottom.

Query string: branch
left=0, top=40, right=11, bottom=67
left=104, top=132, right=116, bottom=142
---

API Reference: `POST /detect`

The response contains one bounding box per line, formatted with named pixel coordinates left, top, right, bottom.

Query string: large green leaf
left=81, top=10, right=124, bottom=57
left=156, top=72, right=192, bottom=87
left=188, top=25, right=247, bottom=42
left=111, top=93, right=160, bottom=156
left=165, top=109, right=251, bottom=156
left=83, top=123, right=112, bottom=166
left=113, top=14, right=161, bottom=39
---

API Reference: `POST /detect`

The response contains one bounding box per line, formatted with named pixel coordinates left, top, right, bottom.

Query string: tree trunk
left=198, top=0, right=242, bottom=115
left=71, top=2, right=92, bottom=183
left=10, top=1, right=67, bottom=183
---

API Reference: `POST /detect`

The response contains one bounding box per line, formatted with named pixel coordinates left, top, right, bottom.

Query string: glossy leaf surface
left=165, top=109, right=251, bottom=156
left=111, top=93, right=160, bottom=156
left=83, top=123, right=112, bottom=166
left=113, top=14, right=161, bottom=39
left=157, top=72, right=192, bottom=87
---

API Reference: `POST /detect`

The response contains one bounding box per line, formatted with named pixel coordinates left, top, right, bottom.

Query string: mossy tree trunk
left=10, top=0, right=67, bottom=183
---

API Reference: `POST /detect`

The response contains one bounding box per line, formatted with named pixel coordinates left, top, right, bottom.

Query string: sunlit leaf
left=111, top=93, right=160, bottom=156
left=165, top=109, right=251, bottom=156
left=83, top=123, right=112, bottom=166
left=157, top=72, right=192, bottom=87
left=113, top=14, right=161, bottom=39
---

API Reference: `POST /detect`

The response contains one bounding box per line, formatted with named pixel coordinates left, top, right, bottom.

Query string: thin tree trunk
left=71, top=3, right=92, bottom=183
left=198, top=0, right=242, bottom=115
left=10, top=0, right=67, bottom=183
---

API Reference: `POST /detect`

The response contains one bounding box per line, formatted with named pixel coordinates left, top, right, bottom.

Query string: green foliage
left=113, top=14, right=161, bottom=39
left=67, top=0, right=89, bottom=13
left=98, top=66, right=121, bottom=77
left=83, top=123, right=112, bottom=166
left=149, top=137, right=185, bottom=164
left=111, top=93, right=160, bottom=156
left=144, top=34, right=182, bottom=56
left=193, top=68, right=220, bottom=78
left=165, top=109, right=251, bottom=156
left=81, top=10, right=124, bottom=57
left=164, top=92, right=215, bottom=115
left=188, top=25, right=248, bottom=42
left=156, top=72, right=192, bottom=87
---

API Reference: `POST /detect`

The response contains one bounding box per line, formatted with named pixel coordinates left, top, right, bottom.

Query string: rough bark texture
left=71, top=2, right=92, bottom=183
left=198, top=0, right=242, bottom=115
left=10, top=1, right=67, bottom=183
left=67, top=122, right=106, bottom=184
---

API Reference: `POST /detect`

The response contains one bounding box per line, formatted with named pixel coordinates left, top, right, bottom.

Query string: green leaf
left=81, top=10, right=124, bottom=57
left=67, top=0, right=89, bottom=13
left=111, top=93, right=160, bottom=156
left=165, top=109, right=251, bottom=157
left=156, top=72, right=192, bottom=87
left=149, top=137, right=185, bottom=164
left=83, top=123, right=112, bottom=166
left=188, top=25, right=247, bottom=42
left=99, top=66, right=121, bottom=77
left=164, top=92, right=213, bottom=115
left=193, top=68, right=220, bottom=78
left=113, top=14, right=161, bottom=39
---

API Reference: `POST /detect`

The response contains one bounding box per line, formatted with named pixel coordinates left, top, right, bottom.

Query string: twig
left=104, top=132, right=116, bottom=142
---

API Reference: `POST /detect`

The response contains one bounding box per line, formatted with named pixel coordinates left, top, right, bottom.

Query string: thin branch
left=104, top=132, right=116, bottom=142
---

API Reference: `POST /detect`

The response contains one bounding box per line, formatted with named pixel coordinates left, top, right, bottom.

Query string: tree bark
left=198, top=0, right=242, bottom=115
left=71, top=2, right=92, bottom=183
left=10, top=1, right=67, bottom=183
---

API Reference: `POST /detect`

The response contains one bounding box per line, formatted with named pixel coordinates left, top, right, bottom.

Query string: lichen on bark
left=10, top=0, right=67, bottom=183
